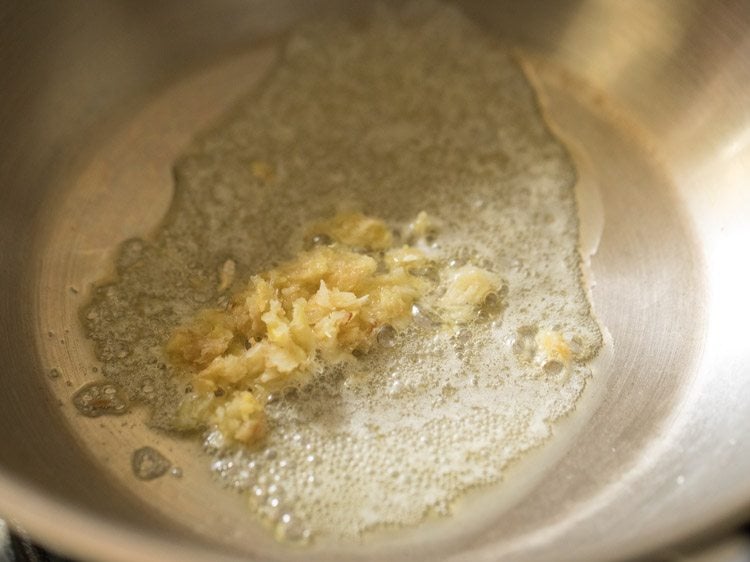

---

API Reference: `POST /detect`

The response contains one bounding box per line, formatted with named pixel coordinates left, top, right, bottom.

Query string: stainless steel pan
left=1, top=1, right=749, bottom=561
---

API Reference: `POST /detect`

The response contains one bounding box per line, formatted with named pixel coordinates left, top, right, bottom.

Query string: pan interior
left=29, top=12, right=704, bottom=562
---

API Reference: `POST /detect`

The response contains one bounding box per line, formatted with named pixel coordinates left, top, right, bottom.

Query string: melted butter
left=82, top=1, right=602, bottom=544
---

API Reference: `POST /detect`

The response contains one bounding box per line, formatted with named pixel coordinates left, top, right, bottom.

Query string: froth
left=82, top=0, right=602, bottom=543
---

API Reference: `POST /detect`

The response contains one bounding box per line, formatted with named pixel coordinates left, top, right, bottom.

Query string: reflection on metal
left=0, top=519, right=10, bottom=562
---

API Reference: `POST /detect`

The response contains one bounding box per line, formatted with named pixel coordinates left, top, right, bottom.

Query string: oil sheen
left=82, top=1, right=602, bottom=543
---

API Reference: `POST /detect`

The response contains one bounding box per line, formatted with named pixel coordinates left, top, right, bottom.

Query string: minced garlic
left=218, top=259, right=236, bottom=292
left=536, top=331, right=572, bottom=366
left=167, top=211, right=500, bottom=446
left=439, top=265, right=499, bottom=323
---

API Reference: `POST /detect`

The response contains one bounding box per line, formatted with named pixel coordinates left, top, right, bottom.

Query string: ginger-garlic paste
left=82, top=0, right=602, bottom=545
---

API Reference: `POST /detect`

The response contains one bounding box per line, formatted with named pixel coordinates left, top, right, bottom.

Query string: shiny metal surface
left=0, top=1, right=749, bottom=561
left=0, top=519, right=10, bottom=562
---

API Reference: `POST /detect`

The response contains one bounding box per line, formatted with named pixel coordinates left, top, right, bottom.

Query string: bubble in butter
left=81, top=0, right=602, bottom=545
